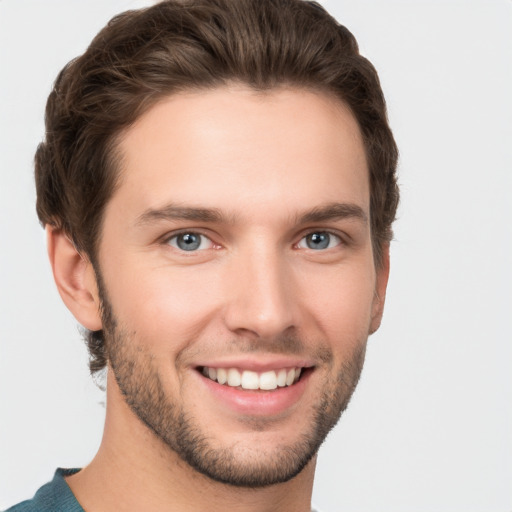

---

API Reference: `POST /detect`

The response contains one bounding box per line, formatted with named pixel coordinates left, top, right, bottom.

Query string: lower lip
left=197, top=370, right=312, bottom=417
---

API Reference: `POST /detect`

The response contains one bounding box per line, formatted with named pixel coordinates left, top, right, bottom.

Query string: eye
left=167, top=232, right=214, bottom=252
left=297, top=231, right=342, bottom=250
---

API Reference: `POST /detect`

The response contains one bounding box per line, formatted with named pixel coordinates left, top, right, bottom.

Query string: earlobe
left=46, top=226, right=103, bottom=331
left=369, top=244, right=390, bottom=334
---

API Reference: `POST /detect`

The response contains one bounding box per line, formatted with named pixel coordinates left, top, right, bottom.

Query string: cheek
left=104, top=262, right=223, bottom=348
left=301, top=262, right=376, bottom=346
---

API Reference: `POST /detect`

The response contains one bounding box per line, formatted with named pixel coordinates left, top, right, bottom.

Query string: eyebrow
left=135, top=201, right=368, bottom=227
left=136, top=204, right=229, bottom=226
left=296, top=202, right=368, bottom=225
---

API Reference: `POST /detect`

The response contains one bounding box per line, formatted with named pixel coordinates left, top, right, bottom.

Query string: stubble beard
left=99, top=282, right=367, bottom=488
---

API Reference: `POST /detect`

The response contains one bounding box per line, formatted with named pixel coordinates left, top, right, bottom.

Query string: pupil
left=308, top=232, right=329, bottom=250
left=178, top=233, right=200, bottom=251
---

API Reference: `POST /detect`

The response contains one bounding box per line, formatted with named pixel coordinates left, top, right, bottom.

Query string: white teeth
left=276, top=369, right=287, bottom=387
left=241, top=370, right=259, bottom=390
left=216, top=368, right=227, bottom=385
left=259, top=370, right=278, bottom=390
left=202, top=366, right=303, bottom=390
left=227, top=368, right=241, bottom=387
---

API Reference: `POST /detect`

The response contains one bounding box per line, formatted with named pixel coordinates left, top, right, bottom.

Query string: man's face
left=94, top=85, right=387, bottom=486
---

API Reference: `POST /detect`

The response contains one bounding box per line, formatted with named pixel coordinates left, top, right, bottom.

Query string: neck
left=66, top=373, right=316, bottom=512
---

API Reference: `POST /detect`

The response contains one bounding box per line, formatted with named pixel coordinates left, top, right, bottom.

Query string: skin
left=48, top=85, right=389, bottom=512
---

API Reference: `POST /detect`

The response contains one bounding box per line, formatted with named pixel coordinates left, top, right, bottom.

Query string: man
left=7, top=0, right=398, bottom=510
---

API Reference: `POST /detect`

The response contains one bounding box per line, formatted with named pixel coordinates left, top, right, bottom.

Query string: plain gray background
left=1, top=1, right=511, bottom=510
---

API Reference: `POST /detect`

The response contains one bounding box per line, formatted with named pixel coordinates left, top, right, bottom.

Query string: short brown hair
left=35, top=0, right=399, bottom=375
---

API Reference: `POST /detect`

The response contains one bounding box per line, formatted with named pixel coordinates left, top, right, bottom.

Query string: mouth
left=198, top=366, right=309, bottom=391
left=195, top=362, right=314, bottom=416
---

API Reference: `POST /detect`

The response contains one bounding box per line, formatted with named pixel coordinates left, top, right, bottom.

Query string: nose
left=222, top=245, right=298, bottom=339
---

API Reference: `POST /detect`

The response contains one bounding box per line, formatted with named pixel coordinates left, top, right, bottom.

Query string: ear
left=47, top=226, right=103, bottom=331
left=369, top=244, right=390, bottom=334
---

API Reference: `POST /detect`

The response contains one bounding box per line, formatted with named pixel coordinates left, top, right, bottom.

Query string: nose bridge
left=223, top=239, right=296, bottom=338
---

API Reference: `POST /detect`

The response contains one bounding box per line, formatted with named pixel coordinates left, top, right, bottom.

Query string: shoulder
left=4, top=469, right=83, bottom=512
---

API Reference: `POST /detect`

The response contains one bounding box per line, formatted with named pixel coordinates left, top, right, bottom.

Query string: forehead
left=112, top=85, right=369, bottom=219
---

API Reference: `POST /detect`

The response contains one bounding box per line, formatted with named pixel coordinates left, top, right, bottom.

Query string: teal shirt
left=5, top=468, right=322, bottom=511
left=4, top=469, right=84, bottom=512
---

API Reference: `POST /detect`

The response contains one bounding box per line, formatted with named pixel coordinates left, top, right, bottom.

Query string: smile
left=201, top=366, right=303, bottom=390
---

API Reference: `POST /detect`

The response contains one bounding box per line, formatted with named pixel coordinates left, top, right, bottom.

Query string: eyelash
left=163, top=230, right=345, bottom=253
